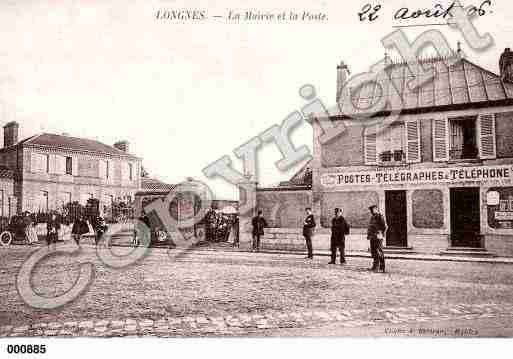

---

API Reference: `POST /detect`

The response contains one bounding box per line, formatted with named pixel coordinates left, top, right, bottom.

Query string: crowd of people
left=2, top=211, right=109, bottom=247
left=251, top=204, right=387, bottom=273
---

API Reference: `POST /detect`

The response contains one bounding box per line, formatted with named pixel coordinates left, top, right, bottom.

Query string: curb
left=192, top=247, right=513, bottom=265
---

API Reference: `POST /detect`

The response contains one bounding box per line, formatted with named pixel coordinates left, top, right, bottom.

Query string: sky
left=0, top=0, right=511, bottom=199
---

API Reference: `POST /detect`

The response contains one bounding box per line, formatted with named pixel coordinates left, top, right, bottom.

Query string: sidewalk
left=17, top=229, right=512, bottom=265
left=194, top=244, right=513, bottom=265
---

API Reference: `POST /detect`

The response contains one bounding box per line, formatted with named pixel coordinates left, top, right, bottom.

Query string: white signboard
left=487, top=191, right=500, bottom=206
left=321, top=164, right=513, bottom=187
left=495, top=211, right=513, bottom=221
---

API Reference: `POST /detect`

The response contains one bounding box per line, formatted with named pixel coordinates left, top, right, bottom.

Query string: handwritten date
left=358, top=1, right=492, bottom=22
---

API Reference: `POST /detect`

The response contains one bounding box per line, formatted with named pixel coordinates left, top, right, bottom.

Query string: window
left=435, top=114, right=496, bottom=162
left=66, top=157, right=73, bottom=175
left=377, top=123, right=406, bottom=163
left=128, top=163, right=133, bottom=181
left=31, top=153, right=49, bottom=173
left=99, top=160, right=109, bottom=179
left=449, top=117, right=478, bottom=160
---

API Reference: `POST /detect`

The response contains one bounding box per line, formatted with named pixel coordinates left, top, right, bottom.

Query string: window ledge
left=446, top=158, right=482, bottom=165
left=377, top=161, right=409, bottom=167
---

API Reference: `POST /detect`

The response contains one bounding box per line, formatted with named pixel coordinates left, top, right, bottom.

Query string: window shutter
left=57, top=155, right=66, bottom=174
left=72, top=157, right=79, bottom=176
left=47, top=155, right=55, bottom=173
left=432, top=118, right=449, bottom=161
left=477, top=113, right=496, bottom=159
left=30, top=153, right=39, bottom=172
left=406, top=120, right=421, bottom=163
left=364, top=125, right=378, bottom=165
left=121, top=162, right=127, bottom=183
left=99, top=160, right=106, bottom=179
left=108, top=160, right=114, bottom=181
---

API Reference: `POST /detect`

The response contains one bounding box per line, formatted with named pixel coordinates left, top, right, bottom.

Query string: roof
left=140, top=177, right=176, bottom=192
left=337, top=55, right=513, bottom=117
left=277, top=159, right=313, bottom=188
left=19, top=133, right=139, bottom=158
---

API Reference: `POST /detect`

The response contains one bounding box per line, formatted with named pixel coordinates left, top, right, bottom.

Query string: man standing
left=251, top=210, right=267, bottom=252
left=46, top=213, right=61, bottom=247
left=303, top=207, right=316, bottom=259
left=329, top=208, right=350, bottom=264
left=367, top=205, right=387, bottom=272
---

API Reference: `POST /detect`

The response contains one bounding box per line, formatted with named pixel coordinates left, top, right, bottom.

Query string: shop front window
left=488, top=188, right=513, bottom=229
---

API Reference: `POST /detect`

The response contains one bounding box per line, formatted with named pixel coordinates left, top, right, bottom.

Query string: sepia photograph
left=0, top=0, right=512, bottom=357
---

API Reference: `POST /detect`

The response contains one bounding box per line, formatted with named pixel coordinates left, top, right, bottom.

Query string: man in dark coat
left=367, top=205, right=387, bottom=272
left=204, top=208, right=217, bottom=242
left=46, top=213, right=61, bottom=247
left=303, top=207, right=316, bottom=259
left=72, top=215, right=89, bottom=246
left=329, top=208, right=350, bottom=264
left=251, top=210, right=267, bottom=252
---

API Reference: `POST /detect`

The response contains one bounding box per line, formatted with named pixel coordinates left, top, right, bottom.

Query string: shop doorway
left=450, top=187, right=481, bottom=248
left=385, top=190, right=408, bottom=247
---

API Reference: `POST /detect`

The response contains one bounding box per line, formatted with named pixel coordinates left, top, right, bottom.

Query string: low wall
left=260, top=227, right=371, bottom=253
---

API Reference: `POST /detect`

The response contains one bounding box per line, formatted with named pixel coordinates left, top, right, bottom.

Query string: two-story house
left=0, top=122, right=142, bottom=215
left=312, top=48, right=513, bottom=257
left=246, top=48, right=513, bottom=257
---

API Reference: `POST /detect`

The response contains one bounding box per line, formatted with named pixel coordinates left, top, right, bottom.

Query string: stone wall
left=320, top=190, right=378, bottom=228
left=321, top=123, right=364, bottom=168
left=256, top=189, right=311, bottom=228
left=412, top=189, right=444, bottom=228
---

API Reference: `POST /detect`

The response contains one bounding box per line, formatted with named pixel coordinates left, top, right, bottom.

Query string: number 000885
left=7, top=344, right=46, bottom=354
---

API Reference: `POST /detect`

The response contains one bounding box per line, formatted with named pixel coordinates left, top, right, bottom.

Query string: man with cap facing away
left=329, top=208, right=350, bottom=264
left=367, top=205, right=387, bottom=272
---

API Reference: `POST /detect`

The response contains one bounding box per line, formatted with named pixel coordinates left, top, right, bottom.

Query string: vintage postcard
left=0, top=0, right=512, bottom=356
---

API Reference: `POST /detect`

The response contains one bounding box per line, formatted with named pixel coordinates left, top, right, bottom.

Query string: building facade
left=0, top=122, right=142, bottom=214
left=240, top=48, right=513, bottom=257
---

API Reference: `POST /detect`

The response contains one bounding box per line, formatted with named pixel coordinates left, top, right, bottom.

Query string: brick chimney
left=114, top=140, right=130, bottom=153
left=500, top=48, right=513, bottom=83
left=3, top=121, right=19, bottom=148
left=336, top=61, right=350, bottom=103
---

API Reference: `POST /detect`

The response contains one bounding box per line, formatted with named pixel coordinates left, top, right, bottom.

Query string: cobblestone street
left=2, top=244, right=513, bottom=337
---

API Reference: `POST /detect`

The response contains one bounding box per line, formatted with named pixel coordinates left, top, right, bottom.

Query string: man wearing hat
left=303, top=207, right=316, bottom=259
left=367, top=205, right=386, bottom=272
left=329, top=208, right=350, bottom=264
left=251, top=209, right=268, bottom=252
